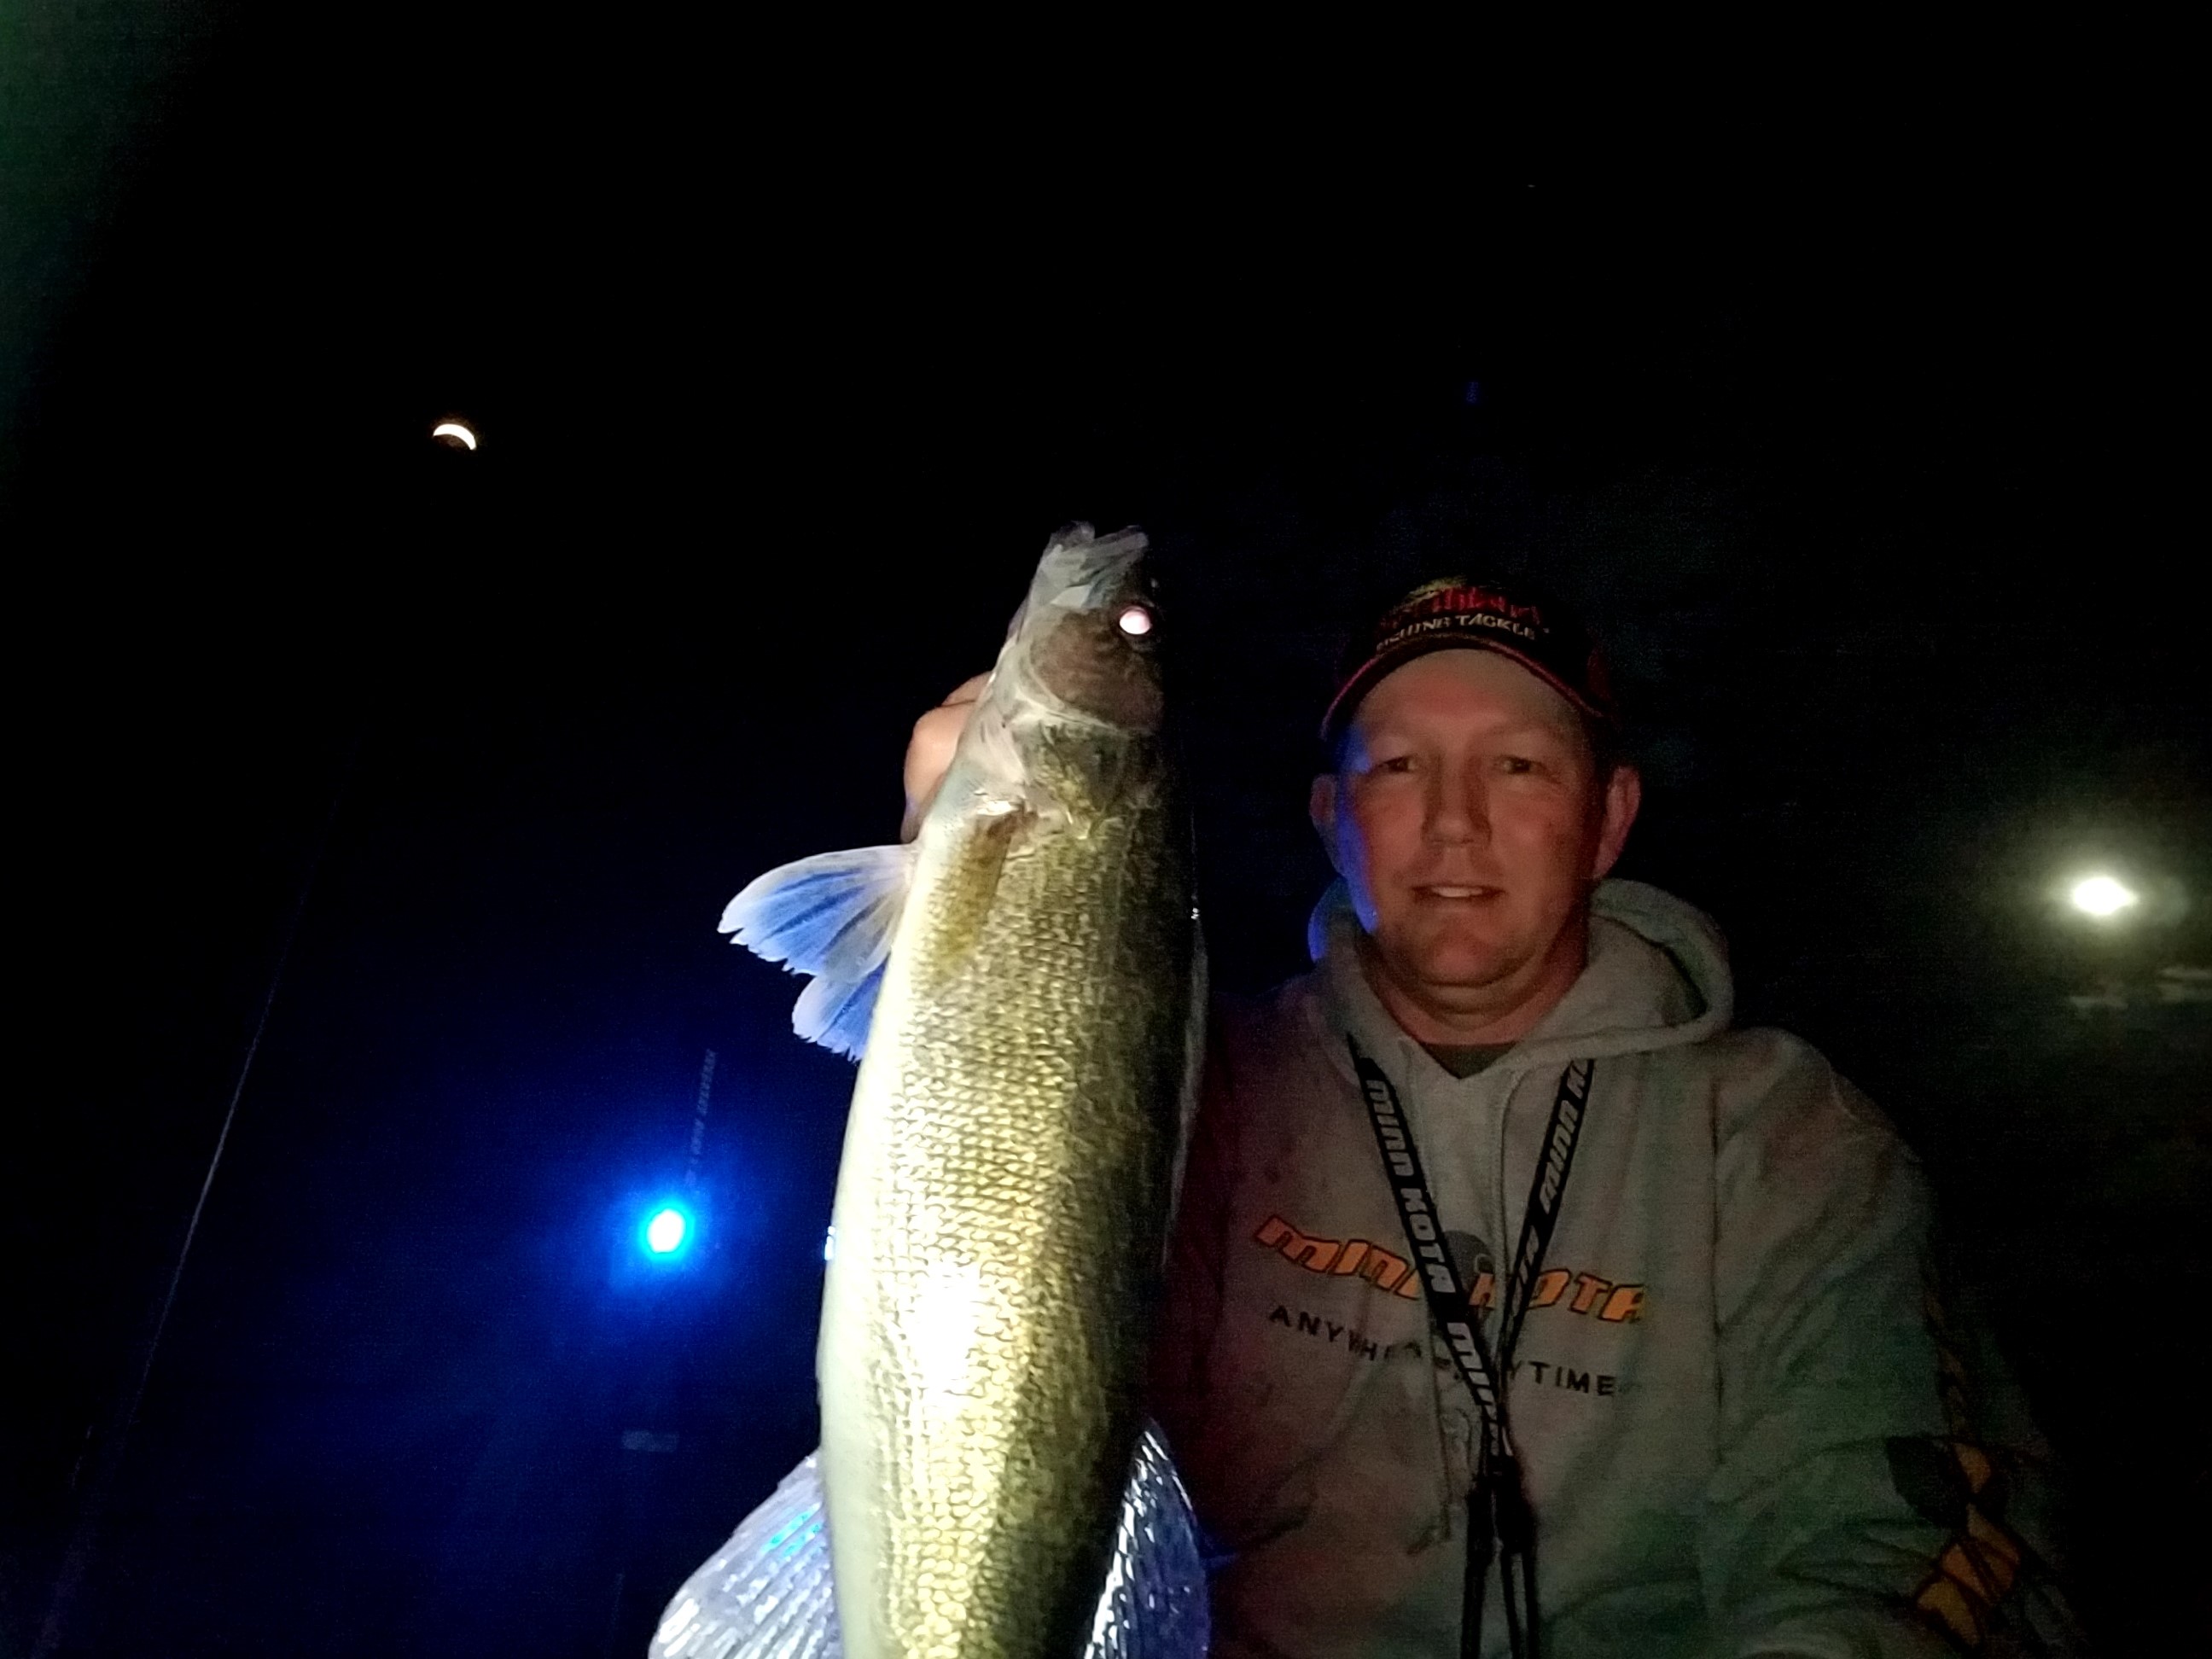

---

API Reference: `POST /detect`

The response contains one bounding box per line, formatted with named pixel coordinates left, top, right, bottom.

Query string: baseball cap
left=1319, top=575, right=1618, bottom=746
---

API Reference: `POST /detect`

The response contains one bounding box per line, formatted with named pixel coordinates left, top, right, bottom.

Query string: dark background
left=5, top=8, right=2204, bottom=1654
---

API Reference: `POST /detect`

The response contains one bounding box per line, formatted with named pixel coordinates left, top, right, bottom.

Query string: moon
left=431, top=420, right=477, bottom=451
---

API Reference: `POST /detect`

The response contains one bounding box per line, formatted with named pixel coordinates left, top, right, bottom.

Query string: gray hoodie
left=1150, top=879, right=2081, bottom=1658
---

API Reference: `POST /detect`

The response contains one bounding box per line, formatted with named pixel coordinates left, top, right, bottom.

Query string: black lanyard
left=1349, top=1038, right=1595, bottom=1659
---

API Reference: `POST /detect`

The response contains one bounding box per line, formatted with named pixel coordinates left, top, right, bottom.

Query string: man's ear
left=1309, top=773, right=1346, bottom=877
left=1590, top=764, right=1643, bottom=881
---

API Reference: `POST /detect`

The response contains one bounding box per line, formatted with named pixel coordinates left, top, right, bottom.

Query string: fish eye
left=1115, top=603, right=1155, bottom=638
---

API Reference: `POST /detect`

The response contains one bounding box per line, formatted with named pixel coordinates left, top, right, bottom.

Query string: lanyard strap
left=1349, top=1038, right=1594, bottom=1659
left=1348, top=1039, right=1594, bottom=1452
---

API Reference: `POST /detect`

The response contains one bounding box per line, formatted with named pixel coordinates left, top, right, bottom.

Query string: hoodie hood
left=1306, top=876, right=1734, bottom=1073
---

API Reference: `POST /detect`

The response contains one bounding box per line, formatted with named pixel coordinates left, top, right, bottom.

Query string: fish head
left=1004, top=524, right=1163, bottom=733
left=963, top=525, right=1167, bottom=820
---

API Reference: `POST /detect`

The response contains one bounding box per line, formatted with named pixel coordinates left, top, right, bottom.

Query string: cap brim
left=1318, top=637, right=1610, bottom=746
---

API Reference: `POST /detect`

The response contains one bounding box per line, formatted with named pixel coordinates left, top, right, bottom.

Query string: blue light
left=638, top=1200, right=696, bottom=1261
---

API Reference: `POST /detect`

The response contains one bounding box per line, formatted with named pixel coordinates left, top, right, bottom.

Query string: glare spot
left=1115, top=604, right=1154, bottom=638
left=645, top=1206, right=688, bottom=1254
left=823, top=1224, right=836, bottom=1264
left=907, top=1261, right=986, bottom=1421
left=2069, top=875, right=2139, bottom=918
left=655, top=1598, right=701, bottom=1646
left=431, top=420, right=478, bottom=451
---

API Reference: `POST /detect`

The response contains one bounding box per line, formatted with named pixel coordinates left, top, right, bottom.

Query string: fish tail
left=1088, top=1422, right=1213, bottom=1658
left=655, top=1424, right=1208, bottom=1658
left=649, top=1452, right=837, bottom=1657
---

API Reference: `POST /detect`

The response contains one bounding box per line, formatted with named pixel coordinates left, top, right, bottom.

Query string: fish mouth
left=1031, top=523, right=1150, bottom=615
left=1004, top=526, right=1162, bottom=736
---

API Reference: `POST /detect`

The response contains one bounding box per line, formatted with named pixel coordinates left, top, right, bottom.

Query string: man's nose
left=1425, top=773, right=1490, bottom=844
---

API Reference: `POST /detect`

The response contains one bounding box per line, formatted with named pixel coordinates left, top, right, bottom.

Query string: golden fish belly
left=818, top=801, right=1191, bottom=1659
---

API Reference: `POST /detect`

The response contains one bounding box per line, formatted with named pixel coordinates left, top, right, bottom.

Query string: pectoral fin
left=718, top=844, right=916, bottom=1059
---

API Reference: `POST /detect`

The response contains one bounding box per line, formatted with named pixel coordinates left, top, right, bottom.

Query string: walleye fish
left=656, top=527, right=1207, bottom=1659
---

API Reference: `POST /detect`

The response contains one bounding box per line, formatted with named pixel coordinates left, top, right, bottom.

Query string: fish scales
left=835, top=807, right=1190, bottom=1652
left=818, top=531, right=1195, bottom=1659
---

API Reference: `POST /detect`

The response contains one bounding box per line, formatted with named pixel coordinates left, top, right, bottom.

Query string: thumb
left=901, top=672, right=992, bottom=840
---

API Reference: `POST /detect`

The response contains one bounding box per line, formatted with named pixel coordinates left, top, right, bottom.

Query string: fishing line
left=36, top=726, right=363, bottom=1658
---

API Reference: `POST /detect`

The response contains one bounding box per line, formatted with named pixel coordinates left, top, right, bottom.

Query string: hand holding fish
left=900, top=672, right=990, bottom=841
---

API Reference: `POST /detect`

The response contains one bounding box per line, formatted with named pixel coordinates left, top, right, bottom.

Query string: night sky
left=6, top=11, right=2206, bottom=1656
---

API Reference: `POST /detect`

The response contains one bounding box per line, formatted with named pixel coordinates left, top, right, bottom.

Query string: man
left=904, top=576, right=2081, bottom=1658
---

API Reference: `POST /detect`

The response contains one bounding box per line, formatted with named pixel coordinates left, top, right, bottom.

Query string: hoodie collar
left=1307, top=877, right=1733, bottom=1072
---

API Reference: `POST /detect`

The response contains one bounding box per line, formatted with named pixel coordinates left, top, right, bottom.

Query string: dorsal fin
left=718, top=844, right=917, bottom=1059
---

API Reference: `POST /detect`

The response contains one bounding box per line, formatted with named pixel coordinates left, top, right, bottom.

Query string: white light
left=645, top=1207, right=688, bottom=1254
left=431, top=420, right=478, bottom=451
left=823, top=1224, right=836, bottom=1263
left=2069, top=875, right=2139, bottom=918
left=1115, top=604, right=1154, bottom=637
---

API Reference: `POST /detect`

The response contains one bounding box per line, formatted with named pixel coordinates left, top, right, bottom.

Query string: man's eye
left=1497, top=755, right=1538, bottom=776
left=1377, top=755, right=1418, bottom=774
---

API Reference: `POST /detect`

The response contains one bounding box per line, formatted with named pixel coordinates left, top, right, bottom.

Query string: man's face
left=1312, top=649, right=1639, bottom=1016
